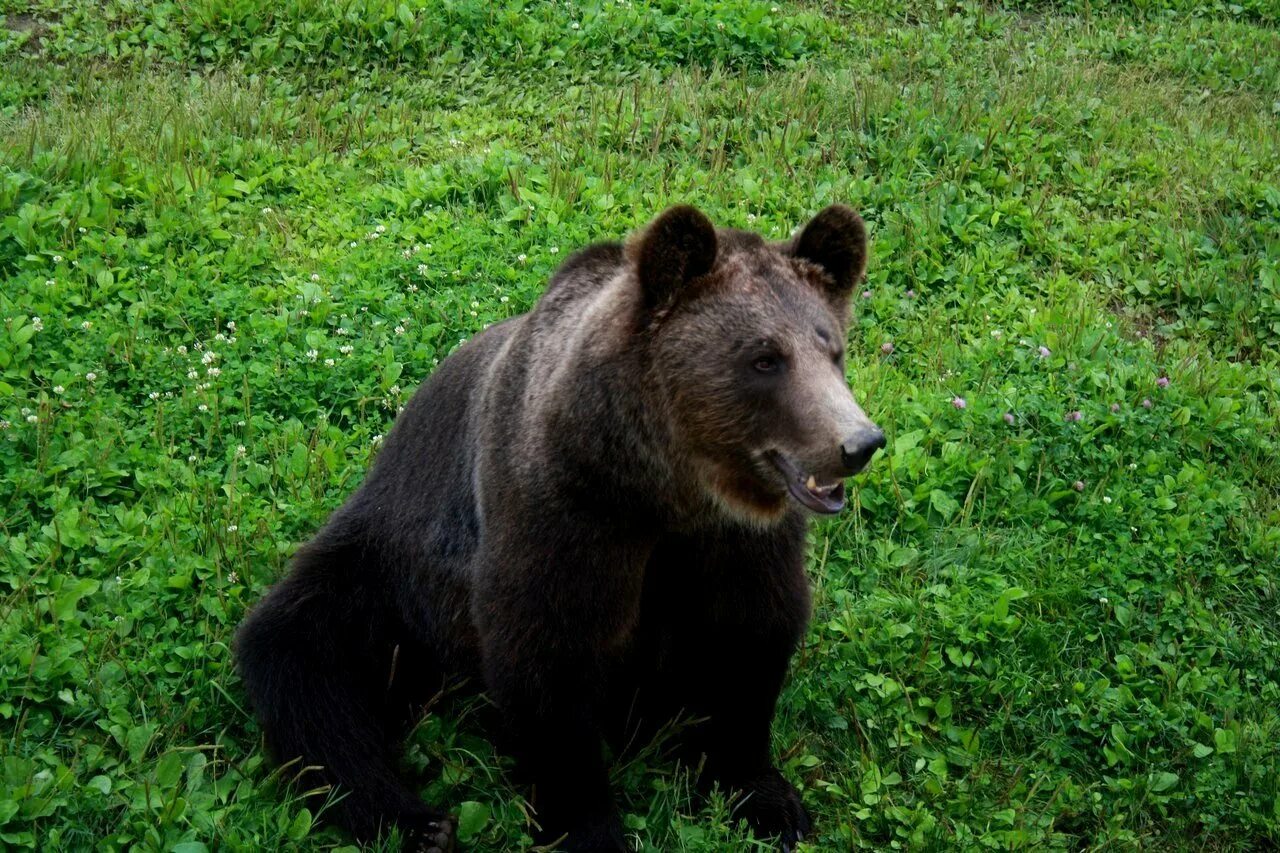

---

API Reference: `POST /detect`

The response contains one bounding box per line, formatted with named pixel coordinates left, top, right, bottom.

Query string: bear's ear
left=632, top=205, right=718, bottom=316
left=789, top=204, right=867, bottom=303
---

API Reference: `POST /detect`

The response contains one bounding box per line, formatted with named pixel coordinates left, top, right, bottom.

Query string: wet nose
left=840, top=428, right=886, bottom=474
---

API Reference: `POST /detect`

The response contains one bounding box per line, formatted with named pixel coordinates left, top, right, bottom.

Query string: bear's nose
left=839, top=429, right=886, bottom=475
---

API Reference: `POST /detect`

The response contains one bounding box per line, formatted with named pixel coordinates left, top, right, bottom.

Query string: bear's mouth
left=765, top=451, right=846, bottom=515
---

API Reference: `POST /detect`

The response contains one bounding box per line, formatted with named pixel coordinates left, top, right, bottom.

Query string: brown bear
left=234, top=204, right=884, bottom=852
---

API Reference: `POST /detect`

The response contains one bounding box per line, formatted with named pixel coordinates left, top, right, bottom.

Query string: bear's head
left=632, top=204, right=884, bottom=523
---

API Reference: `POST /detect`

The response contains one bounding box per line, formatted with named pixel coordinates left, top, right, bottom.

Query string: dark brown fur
left=235, top=205, right=883, bottom=852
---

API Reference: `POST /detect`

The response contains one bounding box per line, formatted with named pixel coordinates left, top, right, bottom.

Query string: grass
left=2, top=0, right=1279, bottom=849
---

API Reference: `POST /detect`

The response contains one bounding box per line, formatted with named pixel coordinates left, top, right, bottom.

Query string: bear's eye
left=753, top=355, right=782, bottom=374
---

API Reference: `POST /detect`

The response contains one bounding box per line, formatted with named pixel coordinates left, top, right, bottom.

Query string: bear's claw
left=405, top=816, right=455, bottom=853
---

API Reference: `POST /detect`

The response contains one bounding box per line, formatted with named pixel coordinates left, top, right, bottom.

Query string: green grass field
left=3, top=0, right=1279, bottom=849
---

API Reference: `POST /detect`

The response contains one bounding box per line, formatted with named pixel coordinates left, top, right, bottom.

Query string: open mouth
left=766, top=451, right=846, bottom=515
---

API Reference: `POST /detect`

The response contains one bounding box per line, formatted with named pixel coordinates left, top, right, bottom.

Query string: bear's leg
left=474, top=526, right=650, bottom=852
left=498, top=695, right=625, bottom=852
left=643, top=520, right=813, bottom=850
left=235, top=544, right=455, bottom=850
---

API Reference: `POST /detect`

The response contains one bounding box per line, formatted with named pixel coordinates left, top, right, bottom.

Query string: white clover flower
left=228, top=571, right=239, bottom=584
left=500, top=295, right=509, bottom=303
left=198, top=404, right=208, bottom=412
left=227, top=524, right=238, bottom=532
left=188, top=454, right=197, bottom=462
left=53, top=385, right=65, bottom=394
left=550, top=247, right=559, bottom=254
left=517, top=253, right=527, bottom=263
left=261, top=207, right=273, bottom=215
left=408, top=284, right=419, bottom=292
left=394, top=325, right=405, bottom=335
left=375, top=224, right=386, bottom=233
left=177, top=345, right=188, bottom=354
left=79, top=320, right=91, bottom=330
left=149, top=392, right=160, bottom=400
left=0, top=420, right=9, bottom=430
left=53, top=254, right=63, bottom=262
left=350, top=241, right=358, bottom=248
left=187, top=370, right=199, bottom=380
left=202, top=351, right=217, bottom=364
left=21, top=407, right=30, bottom=416
left=571, top=21, right=580, bottom=29
left=215, top=333, right=227, bottom=342
left=991, top=329, right=1002, bottom=338
left=47, top=279, right=56, bottom=287
left=206, top=367, right=221, bottom=377
left=194, top=341, right=204, bottom=351
left=388, top=385, right=401, bottom=396
left=337, top=327, right=350, bottom=336
left=26, top=414, right=38, bottom=424
left=86, top=372, right=97, bottom=382
left=1102, top=496, right=1112, bottom=504
left=371, top=434, right=384, bottom=446
left=417, top=263, right=428, bottom=274
left=226, top=320, right=236, bottom=330
left=325, top=358, right=335, bottom=366
left=31, top=317, right=44, bottom=331
left=339, top=345, right=354, bottom=355
left=306, top=349, right=318, bottom=360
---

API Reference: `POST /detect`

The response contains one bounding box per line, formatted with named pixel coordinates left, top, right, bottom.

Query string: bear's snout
left=839, top=428, right=886, bottom=475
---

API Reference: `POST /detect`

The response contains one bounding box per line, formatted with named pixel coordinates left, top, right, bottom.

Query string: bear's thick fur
left=235, top=204, right=884, bottom=852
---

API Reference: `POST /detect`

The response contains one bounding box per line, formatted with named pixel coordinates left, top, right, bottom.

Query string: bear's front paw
left=402, top=814, right=456, bottom=853
left=731, top=767, right=812, bottom=852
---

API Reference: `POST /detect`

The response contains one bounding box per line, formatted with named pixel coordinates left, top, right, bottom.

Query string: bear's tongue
left=767, top=452, right=847, bottom=515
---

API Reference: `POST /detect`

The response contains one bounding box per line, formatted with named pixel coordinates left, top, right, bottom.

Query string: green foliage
left=1, top=0, right=836, bottom=72
left=1, top=0, right=1278, bottom=850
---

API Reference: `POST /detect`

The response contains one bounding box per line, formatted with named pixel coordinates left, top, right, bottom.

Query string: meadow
left=2, top=0, right=1279, bottom=849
